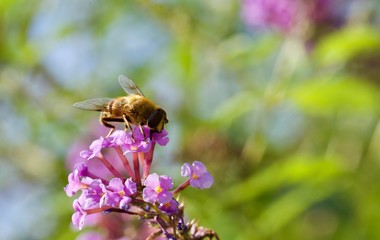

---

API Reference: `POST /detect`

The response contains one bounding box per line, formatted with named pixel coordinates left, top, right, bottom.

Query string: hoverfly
left=73, top=75, right=168, bottom=137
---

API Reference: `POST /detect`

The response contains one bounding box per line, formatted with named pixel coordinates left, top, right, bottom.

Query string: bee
left=73, top=75, right=168, bottom=137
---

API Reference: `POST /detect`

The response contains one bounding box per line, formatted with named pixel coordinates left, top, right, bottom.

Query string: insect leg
left=138, top=124, right=146, bottom=138
left=100, top=117, right=116, bottom=137
left=122, top=114, right=132, bottom=131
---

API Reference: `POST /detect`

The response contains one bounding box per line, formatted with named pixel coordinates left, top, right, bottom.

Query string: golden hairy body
left=74, top=75, right=168, bottom=136
left=101, top=95, right=161, bottom=127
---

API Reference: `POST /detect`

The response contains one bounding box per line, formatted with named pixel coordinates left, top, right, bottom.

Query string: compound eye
left=147, top=109, right=166, bottom=130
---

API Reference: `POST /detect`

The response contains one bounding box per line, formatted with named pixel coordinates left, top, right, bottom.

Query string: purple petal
left=88, top=179, right=106, bottom=193
left=142, top=187, right=158, bottom=203
left=73, top=162, right=88, bottom=177
left=80, top=137, right=105, bottom=160
left=89, top=137, right=105, bottom=151
left=159, top=199, right=179, bottom=215
left=126, top=139, right=152, bottom=153
left=181, top=163, right=192, bottom=178
left=192, top=161, right=208, bottom=175
left=72, top=199, right=87, bottom=230
left=156, top=136, right=169, bottom=146
left=159, top=175, right=173, bottom=190
left=198, top=173, right=214, bottom=189
left=157, top=190, right=173, bottom=204
left=136, top=140, right=152, bottom=152
left=185, top=161, right=214, bottom=190
left=83, top=197, right=100, bottom=209
left=108, top=178, right=124, bottom=192
left=124, top=178, right=137, bottom=196
left=72, top=211, right=86, bottom=230
left=77, top=191, right=87, bottom=205
left=152, top=130, right=169, bottom=146
left=103, top=191, right=121, bottom=207
left=119, top=196, right=132, bottom=210
left=132, top=126, right=145, bottom=141
left=144, top=173, right=160, bottom=188
left=108, top=130, right=132, bottom=147
left=189, top=178, right=201, bottom=189
left=85, top=179, right=106, bottom=207
left=142, top=125, right=151, bottom=138
left=79, top=150, right=93, bottom=159
left=64, top=172, right=81, bottom=197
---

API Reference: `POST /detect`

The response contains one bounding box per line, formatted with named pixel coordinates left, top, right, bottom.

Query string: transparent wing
left=118, top=75, right=144, bottom=96
left=73, top=98, right=113, bottom=111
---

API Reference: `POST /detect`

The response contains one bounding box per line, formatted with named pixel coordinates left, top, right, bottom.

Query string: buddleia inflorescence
left=65, top=126, right=219, bottom=239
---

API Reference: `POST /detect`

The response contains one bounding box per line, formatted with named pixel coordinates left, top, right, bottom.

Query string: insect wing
left=118, top=75, right=144, bottom=96
left=73, top=98, right=113, bottom=111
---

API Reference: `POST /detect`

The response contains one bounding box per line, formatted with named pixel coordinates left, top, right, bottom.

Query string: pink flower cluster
left=242, top=0, right=337, bottom=32
left=64, top=126, right=214, bottom=238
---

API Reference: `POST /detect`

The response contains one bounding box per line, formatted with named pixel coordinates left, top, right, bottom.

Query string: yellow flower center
left=162, top=202, right=171, bottom=208
left=192, top=173, right=199, bottom=180
left=155, top=185, right=163, bottom=193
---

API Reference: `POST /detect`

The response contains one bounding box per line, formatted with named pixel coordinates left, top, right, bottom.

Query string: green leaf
left=224, top=155, right=345, bottom=207
left=314, top=26, right=380, bottom=66
left=250, top=184, right=335, bottom=237
left=290, top=76, right=379, bottom=116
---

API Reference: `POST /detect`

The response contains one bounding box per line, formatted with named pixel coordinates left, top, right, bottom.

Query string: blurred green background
left=1, top=0, right=380, bottom=239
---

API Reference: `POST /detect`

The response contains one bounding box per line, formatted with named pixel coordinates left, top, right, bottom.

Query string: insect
left=73, top=75, right=168, bottom=137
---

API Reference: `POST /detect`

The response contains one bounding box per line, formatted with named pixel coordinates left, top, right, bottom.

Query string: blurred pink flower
left=66, top=122, right=126, bottom=178
left=242, top=0, right=337, bottom=33
left=242, top=0, right=298, bottom=31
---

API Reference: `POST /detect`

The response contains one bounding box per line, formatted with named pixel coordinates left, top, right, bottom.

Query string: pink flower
left=181, top=161, right=214, bottom=190
left=72, top=199, right=87, bottom=230
left=143, top=173, right=173, bottom=204
left=80, top=137, right=107, bottom=160
left=152, top=128, right=169, bottom=146
left=242, top=0, right=336, bottom=32
left=242, top=0, right=298, bottom=31
left=100, top=178, right=136, bottom=209
left=159, top=199, right=179, bottom=215
left=64, top=163, right=88, bottom=197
